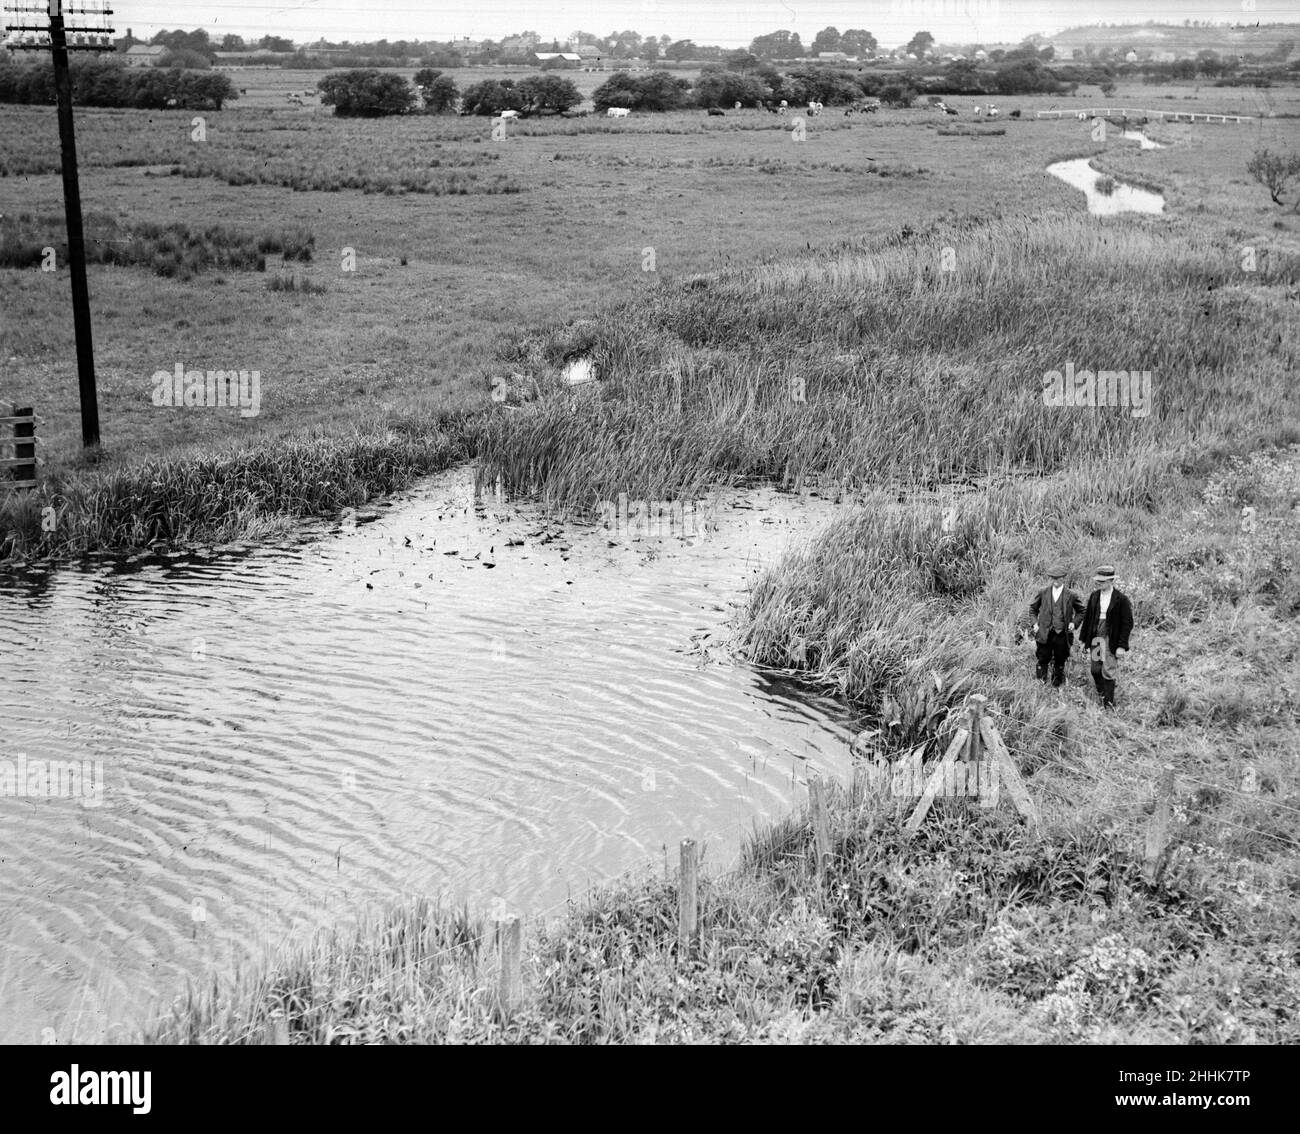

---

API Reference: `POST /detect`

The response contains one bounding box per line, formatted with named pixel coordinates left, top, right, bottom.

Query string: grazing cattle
left=239, top=88, right=247, bottom=95
left=734, top=101, right=742, bottom=110
left=987, top=106, right=1000, bottom=119
left=606, top=107, right=630, bottom=118
left=973, top=105, right=983, bottom=116
left=1009, top=108, right=1021, bottom=119
left=166, top=98, right=178, bottom=108
left=1076, top=111, right=1089, bottom=121
left=707, top=107, right=725, bottom=117
left=807, top=100, right=823, bottom=116
left=944, top=106, right=958, bottom=116
left=498, top=109, right=520, bottom=119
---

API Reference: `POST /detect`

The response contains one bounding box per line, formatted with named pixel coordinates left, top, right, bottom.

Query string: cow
left=987, top=106, right=1000, bottom=119
left=606, top=107, right=630, bottom=118
left=734, top=101, right=742, bottom=110
left=707, top=107, right=725, bottom=117
left=807, top=100, right=823, bottom=116
left=498, top=109, right=520, bottom=119
left=973, top=104, right=983, bottom=116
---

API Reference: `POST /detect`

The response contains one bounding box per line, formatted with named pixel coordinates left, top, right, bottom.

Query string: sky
left=47, top=1, right=1300, bottom=49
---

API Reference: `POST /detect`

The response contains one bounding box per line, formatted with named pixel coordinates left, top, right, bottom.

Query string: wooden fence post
left=498, top=914, right=522, bottom=1016
left=1144, top=764, right=1176, bottom=885
left=808, top=775, right=832, bottom=882
left=966, top=694, right=984, bottom=798
left=677, top=839, right=698, bottom=957
left=905, top=725, right=969, bottom=834
left=979, top=716, right=1038, bottom=827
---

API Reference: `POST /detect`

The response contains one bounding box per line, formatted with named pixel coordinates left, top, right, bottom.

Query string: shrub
left=1247, top=146, right=1300, bottom=208
left=514, top=74, right=582, bottom=115
left=412, top=68, right=458, bottom=113
left=318, top=70, right=416, bottom=117
left=459, top=78, right=524, bottom=115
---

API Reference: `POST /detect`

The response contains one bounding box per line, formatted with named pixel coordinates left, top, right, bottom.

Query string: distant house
left=817, top=51, right=855, bottom=63
left=499, top=34, right=540, bottom=58
left=533, top=51, right=582, bottom=67
left=126, top=45, right=166, bottom=66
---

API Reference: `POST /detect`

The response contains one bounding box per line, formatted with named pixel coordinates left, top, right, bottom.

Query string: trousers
left=1035, top=630, right=1071, bottom=686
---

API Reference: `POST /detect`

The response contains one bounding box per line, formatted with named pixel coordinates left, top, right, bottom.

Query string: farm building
left=534, top=51, right=582, bottom=67
left=125, top=45, right=166, bottom=66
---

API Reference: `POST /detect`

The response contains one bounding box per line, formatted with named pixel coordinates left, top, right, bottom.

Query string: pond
left=0, top=467, right=858, bottom=1042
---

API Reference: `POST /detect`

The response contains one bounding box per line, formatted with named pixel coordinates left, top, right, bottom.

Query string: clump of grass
left=0, top=417, right=468, bottom=562
left=1095, top=174, right=1118, bottom=196
left=265, top=271, right=327, bottom=294
left=0, top=211, right=311, bottom=278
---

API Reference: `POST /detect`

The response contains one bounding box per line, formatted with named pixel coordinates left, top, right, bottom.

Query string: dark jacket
left=1080, top=588, right=1134, bottom=653
left=1029, top=584, right=1085, bottom=644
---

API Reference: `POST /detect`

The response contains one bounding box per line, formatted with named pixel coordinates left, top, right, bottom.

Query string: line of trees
left=0, top=56, right=237, bottom=109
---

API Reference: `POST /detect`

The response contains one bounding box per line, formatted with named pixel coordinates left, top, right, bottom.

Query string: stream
left=0, top=467, right=858, bottom=1042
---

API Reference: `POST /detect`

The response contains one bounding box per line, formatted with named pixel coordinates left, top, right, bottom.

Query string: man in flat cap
left=1079, top=564, right=1134, bottom=709
left=1027, top=563, right=1085, bottom=688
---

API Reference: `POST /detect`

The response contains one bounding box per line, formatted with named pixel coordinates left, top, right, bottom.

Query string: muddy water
left=0, top=468, right=856, bottom=1042
left=1046, top=157, right=1166, bottom=216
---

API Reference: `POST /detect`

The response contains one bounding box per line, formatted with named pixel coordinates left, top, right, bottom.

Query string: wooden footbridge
left=1037, top=106, right=1255, bottom=124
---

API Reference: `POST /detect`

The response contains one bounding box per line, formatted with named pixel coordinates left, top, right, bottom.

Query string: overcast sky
left=93, top=2, right=1300, bottom=48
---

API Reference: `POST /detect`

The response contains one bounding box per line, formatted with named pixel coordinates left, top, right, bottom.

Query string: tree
left=514, top=74, right=582, bottom=114
left=840, top=29, right=878, bottom=58
left=459, top=78, right=524, bottom=115
left=258, top=35, right=295, bottom=53
left=905, top=31, right=935, bottom=59
left=1247, top=147, right=1300, bottom=207
left=664, top=40, right=697, bottom=62
left=693, top=69, right=769, bottom=108
left=750, top=30, right=803, bottom=60
left=413, top=68, right=458, bottom=112
left=726, top=51, right=761, bottom=73
left=318, top=70, right=416, bottom=116
left=878, top=82, right=918, bottom=107
left=156, top=48, right=211, bottom=70
left=635, top=70, right=691, bottom=110
left=220, top=34, right=246, bottom=52
left=811, top=27, right=842, bottom=56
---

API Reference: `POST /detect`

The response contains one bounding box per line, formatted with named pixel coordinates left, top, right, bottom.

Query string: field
left=3, top=67, right=1300, bottom=1045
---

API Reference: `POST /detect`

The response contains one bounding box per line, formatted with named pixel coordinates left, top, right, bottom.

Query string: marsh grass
left=0, top=211, right=313, bottom=278
left=265, top=271, right=328, bottom=294
left=0, top=417, right=468, bottom=561
left=473, top=211, right=1300, bottom=516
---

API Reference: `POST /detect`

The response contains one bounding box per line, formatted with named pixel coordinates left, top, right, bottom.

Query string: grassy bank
left=0, top=414, right=468, bottom=561
left=140, top=439, right=1300, bottom=1044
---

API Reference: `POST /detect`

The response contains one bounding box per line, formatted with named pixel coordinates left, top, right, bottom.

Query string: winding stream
left=0, top=467, right=857, bottom=1042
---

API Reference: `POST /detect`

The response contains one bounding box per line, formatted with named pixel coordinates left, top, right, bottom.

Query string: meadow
left=3, top=70, right=1300, bottom=1044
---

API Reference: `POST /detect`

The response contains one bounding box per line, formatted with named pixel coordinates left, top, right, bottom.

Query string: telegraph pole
left=3, top=2, right=115, bottom=449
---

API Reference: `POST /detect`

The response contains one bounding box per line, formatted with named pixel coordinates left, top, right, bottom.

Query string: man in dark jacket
left=1027, top=563, right=1086, bottom=687
left=1079, top=564, right=1134, bottom=709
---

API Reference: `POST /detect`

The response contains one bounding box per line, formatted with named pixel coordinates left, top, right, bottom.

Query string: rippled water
left=0, top=468, right=856, bottom=1043
left=1047, top=158, right=1166, bottom=216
